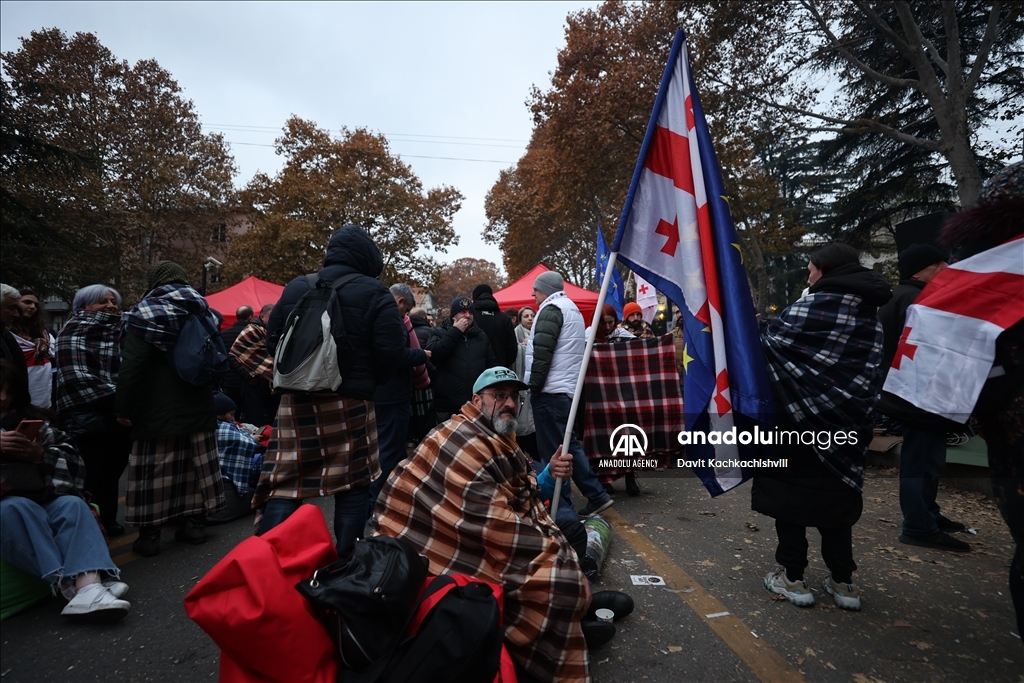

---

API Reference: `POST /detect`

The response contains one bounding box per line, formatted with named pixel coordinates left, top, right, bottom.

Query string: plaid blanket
left=373, top=402, right=590, bottom=682
left=761, top=292, right=885, bottom=490
left=54, top=310, right=123, bottom=414
left=123, top=283, right=211, bottom=351
left=252, top=393, right=379, bottom=506
left=126, top=430, right=225, bottom=526
left=216, top=420, right=263, bottom=494
left=229, top=320, right=274, bottom=381
left=583, top=334, right=683, bottom=481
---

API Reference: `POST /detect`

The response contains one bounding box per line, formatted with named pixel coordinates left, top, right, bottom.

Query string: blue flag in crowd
left=596, top=223, right=625, bottom=318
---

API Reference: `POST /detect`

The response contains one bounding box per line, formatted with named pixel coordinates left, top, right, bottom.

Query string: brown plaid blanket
left=583, top=334, right=684, bottom=481
left=126, top=430, right=225, bottom=526
left=229, top=320, right=274, bottom=381
left=252, top=393, right=379, bottom=506
left=372, top=402, right=590, bottom=682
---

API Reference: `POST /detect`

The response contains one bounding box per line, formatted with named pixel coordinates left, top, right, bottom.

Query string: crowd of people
left=0, top=163, right=1020, bottom=678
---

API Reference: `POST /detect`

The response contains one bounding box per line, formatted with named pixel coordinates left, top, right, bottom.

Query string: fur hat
left=898, top=244, right=947, bottom=279
left=533, top=271, right=564, bottom=297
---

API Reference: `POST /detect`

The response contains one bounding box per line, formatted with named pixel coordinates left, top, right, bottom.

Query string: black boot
left=175, top=515, right=208, bottom=545
left=132, top=526, right=161, bottom=557
left=625, top=472, right=641, bottom=497
left=581, top=619, right=616, bottom=649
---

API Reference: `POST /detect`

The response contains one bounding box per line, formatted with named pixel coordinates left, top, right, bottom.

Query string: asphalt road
left=1, top=467, right=1020, bottom=682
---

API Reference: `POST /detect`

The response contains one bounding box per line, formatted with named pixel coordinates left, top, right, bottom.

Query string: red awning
left=205, top=276, right=285, bottom=329
left=492, top=265, right=600, bottom=325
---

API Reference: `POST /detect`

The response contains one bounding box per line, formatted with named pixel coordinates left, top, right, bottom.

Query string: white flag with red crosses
left=882, top=235, right=1024, bottom=421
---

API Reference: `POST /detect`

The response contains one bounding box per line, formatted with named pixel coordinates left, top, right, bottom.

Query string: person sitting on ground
left=0, top=359, right=131, bottom=621
left=208, top=392, right=263, bottom=525
left=374, top=367, right=634, bottom=683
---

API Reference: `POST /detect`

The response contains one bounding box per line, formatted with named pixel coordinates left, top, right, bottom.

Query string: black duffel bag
left=296, top=535, right=428, bottom=671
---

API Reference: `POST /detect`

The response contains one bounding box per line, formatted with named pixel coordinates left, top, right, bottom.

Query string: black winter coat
left=472, top=293, right=518, bottom=368
left=425, top=317, right=498, bottom=414
left=878, top=279, right=926, bottom=369
left=373, top=320, right=428, bottom=407
left=266, top=225, right=405, bottom=401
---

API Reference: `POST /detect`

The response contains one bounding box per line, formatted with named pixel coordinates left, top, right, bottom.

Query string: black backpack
left=272, top=273, right=360, bottom=392
left=338, top=574, right=504, bottom=683
left=166, top=312, right=229, bottom=386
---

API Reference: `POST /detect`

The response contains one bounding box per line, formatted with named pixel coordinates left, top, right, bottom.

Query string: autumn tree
left=431, top=258, right=505, bottom=313
left=227, top=117, right=462, bottom=287
left=1, top=29, right=237, bottom=300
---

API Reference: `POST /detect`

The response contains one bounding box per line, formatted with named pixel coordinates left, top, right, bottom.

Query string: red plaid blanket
left=583, top=334, right=684, bottom=481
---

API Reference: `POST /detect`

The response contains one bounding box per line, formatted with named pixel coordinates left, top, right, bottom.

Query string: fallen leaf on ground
left=805, top=647, right=816, bottom=657
left=909, top=640, right=932, bottom=651
left=667, top=646, right=682, bottom=653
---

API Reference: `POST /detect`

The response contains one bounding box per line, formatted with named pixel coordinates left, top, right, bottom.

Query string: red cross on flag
left=635, top=272, right=658, bottom=324
left=882, top=235, right=1024, bottom=421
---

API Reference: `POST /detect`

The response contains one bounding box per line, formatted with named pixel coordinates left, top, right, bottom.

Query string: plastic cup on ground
left=595, top=608, right=614, bottom=623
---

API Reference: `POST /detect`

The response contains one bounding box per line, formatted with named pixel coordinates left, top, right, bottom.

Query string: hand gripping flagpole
left=548, top=249, right=620, bottom=520
left=549, top=30, right=686, bottom=519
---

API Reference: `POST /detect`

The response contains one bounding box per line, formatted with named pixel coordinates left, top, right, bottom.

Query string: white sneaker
left=764, top=568, right=815, bottom=607
left=102, top=580, right=130, bottom=599
left=61, top=583, right=130, bottom=622
left=822, top=575, right=862, bottom=611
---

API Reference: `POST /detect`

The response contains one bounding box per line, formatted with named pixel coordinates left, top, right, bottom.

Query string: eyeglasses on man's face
left=481, top=389, right=521, bottom=404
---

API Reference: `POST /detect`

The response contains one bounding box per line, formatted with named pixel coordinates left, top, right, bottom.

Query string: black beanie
left=898, top=244, right=947, bottom=279
left=213, top=392, right=237, bottom=417
left=472, top=284, right=493, bottom=300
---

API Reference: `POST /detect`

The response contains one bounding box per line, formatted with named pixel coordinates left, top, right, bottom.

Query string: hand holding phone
left=16, top=420, right=43, bottom=442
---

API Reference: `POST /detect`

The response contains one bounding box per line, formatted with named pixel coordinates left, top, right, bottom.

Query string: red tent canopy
left=493, top=265, right=600, bottom=325
left=205, top=276, right=285, bottom=330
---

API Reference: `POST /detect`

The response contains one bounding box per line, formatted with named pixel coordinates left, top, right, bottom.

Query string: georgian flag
left=611, top=30, right=773, bottom=496
left=883, top=235, right=1024, bottom=422
left=634, top=272, right=658, bottom=324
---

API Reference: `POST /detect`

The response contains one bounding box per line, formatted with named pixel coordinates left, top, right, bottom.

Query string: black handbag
left=296, top=535, right=429, bottom=671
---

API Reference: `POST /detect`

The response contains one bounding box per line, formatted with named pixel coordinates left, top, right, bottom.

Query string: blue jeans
left=369, top=402, right=412, bottom=511
left=261, top=486, right=369, bottom=557
left=899, top=427, right=947, bottom=537
left=532, top=392, right=610, bottom=515
left=0, top=495, right=119, bottom=585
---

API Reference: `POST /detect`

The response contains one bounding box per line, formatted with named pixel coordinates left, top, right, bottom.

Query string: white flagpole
left=549, top=251, right=619, bottom=520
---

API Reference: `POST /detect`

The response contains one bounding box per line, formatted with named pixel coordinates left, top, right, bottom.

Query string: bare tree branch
left=964, top=2, right=1014, bottom=98
left=801, top=0, right=922, bottom=91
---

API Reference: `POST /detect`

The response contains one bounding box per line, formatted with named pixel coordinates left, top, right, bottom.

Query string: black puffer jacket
left=266, top=225, right=405, bottom=401
left=472, top=292, right=518, bottom=368
left=425, top=317, right=498, bottom=414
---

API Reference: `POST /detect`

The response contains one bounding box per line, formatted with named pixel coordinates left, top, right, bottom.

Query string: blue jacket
left=267, top=225, right=405, bottom=401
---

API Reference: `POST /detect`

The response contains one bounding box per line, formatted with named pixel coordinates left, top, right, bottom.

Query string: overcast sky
left=1, top=1, right=600, bottom=274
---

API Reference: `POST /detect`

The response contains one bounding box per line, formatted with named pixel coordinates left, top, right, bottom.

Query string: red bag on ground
left=184, top=505, right=339, bottom=683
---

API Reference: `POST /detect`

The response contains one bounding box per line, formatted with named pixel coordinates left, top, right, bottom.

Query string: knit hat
left=146, top=261, right=190, bottom=290
left=623, top=302, right=643, bottom=318
left=979, top=161, right=1023, bottom=205
left=898, top=244, right=947, bottom=279
left=473, top=366, right=528, bottom=394
left=450, top=296, right=475, bottom=317
left=213, top=392, right=236, bottom=417
left=533, top=271, right=564, bottom=297
left=471, top=284, right=493, bottom=300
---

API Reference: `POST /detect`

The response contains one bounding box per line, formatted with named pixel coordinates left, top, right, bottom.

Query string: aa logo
left=610, top=424, right=648, bottom=457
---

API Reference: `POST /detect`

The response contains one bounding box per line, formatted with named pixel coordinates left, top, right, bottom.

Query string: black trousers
left=76, top=426, right=131, bottom=527
left=241, top=378, right=280, bottom=427
left=775, top=519, right=856, bottom=583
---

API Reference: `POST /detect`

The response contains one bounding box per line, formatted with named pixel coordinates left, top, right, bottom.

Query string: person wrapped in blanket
left=374, top=367, right=635, bottom=683
left=754, top=243, right=892, bottom=611
left=0, top=360, right=131, bottom=621
left=115, top=261, right=225, bottom=557
left=208, top=392, right=264, bottom=525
